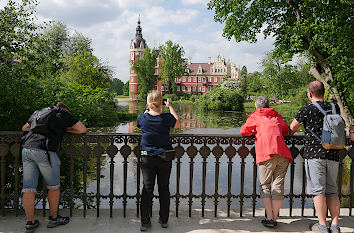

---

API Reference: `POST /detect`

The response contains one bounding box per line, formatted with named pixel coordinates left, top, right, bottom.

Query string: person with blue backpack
left=21, top=103, right=86, bottom=233
left=290, top=81, right=346, bottom=233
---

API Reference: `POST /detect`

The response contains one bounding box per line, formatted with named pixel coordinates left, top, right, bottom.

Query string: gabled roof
left=187, top=63, right=214, bottom=75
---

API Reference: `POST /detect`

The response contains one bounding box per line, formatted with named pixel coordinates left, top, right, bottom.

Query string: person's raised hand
left=165, top=99, right=172, bottom=107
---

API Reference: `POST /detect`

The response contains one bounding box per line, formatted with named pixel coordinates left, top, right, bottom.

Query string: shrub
left=163, top=93, right=179, bottom=101
left=199, top=87, right=244, bottom=111
left=190, top=94, right=200, bottom=102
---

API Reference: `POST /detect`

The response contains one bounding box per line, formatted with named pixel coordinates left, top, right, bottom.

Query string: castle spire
left=136, top=16, right=142, bottom=37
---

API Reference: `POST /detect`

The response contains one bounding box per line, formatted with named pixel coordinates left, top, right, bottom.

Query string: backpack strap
left=312, top=102, right=329, bottom=116
left=308, top=128, right=322, bottom=143
left=330, top=102, right=336, bottom=114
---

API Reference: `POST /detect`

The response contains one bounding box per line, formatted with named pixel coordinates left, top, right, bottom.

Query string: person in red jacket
left=241, top=96, right=292, bottom=228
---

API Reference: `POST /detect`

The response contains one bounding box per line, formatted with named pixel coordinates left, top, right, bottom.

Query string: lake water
left=81, top=101, right=321, bottom=210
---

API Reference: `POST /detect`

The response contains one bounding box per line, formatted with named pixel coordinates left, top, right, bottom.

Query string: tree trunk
left=309, top=65, right=352, bottom=132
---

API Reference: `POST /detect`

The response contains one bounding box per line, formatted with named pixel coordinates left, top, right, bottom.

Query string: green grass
left=116, top=95, right=130, bottom=99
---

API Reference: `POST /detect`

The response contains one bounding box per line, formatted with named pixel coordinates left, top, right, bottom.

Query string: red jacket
left=240, top=108, right=292, bottom=164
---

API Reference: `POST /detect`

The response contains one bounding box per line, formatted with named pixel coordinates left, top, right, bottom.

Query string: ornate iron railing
left=0, top=132, right=353, bottom=218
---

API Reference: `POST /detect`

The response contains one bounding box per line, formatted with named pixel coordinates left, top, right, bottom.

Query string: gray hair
left=255, top=96, right=269, bottom=109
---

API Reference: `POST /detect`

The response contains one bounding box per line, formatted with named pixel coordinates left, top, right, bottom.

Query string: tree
left=240, top=65, right=248, bottom=97
left=110, top=78, right=124, bottom=95
left=246, top=72, right=264, bottom=97
left=123, top=81, right=129, bottom=96
left=132, top=47, right=158, bottom=100
left=221, top=79, right=240, bottom=91
left=159, top=40, right=186, bottom=94
left=241, top=66, right=247, bottom=79
left=60, top=48, right=112, bottom=89
left=208, top=0, right=354, bottom=126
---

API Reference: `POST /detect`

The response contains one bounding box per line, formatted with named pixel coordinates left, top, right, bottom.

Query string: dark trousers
left=140, top=156, right=172, bottom=224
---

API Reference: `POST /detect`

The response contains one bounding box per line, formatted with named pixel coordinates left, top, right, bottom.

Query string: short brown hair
left=308, top=81, right=325, bottom=97
left=57, top=103, right=70, bottom=112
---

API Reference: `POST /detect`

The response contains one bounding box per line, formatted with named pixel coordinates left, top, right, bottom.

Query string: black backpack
left=22, top=106, right=61, bottom=166
left=29, top=106, right=60, bottom=135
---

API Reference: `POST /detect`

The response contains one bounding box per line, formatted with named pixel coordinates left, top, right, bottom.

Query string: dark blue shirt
left=137, top=112, right=176, bottom=156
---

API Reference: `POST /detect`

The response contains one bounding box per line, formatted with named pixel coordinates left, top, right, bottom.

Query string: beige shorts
left=258, top=154, right=289, bottom=200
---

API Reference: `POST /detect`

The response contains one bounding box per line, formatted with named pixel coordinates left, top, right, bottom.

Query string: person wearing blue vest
left=290, top=81, right=342, bottom=233
left=137, top=90, right=180, bottom=232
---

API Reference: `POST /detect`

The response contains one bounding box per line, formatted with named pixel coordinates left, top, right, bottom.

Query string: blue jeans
left=22, top=148, right=61, bottom=193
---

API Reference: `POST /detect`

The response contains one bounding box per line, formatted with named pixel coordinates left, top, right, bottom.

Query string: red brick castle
left=129, top=19, right=240, bottom=99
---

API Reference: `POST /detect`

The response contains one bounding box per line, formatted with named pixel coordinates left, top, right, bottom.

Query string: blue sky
left=1, top=0, right=275, bottom=82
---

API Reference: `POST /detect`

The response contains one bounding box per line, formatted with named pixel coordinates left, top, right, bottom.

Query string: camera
left=163, top=99, right=167, bottom=105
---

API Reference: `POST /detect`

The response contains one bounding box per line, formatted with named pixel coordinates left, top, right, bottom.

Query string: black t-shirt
left=295, top=101, right=340, bottom=161
left=22, top=108, right=78, bottom=151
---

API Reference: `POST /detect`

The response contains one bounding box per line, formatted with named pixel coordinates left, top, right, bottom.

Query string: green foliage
left=290, top=86, right=310, bottom=108
left=60, top=48, right=111, bottom=89
left=208, top=0, right=354, bottom=119
left=132, top=47, right=158, bottom=101
left=189, top=94, right=200, bottom=102
left=246, top=72, right=264, bottom=96
left=123, top=81, right=129, bottom=96
left=163, top=93, right=178, bottom=101
left=241, top=66, right=247, bottom=78
left=110, top=78, right=124, bottom=95
left=221, top=79, right=241, bottom=90
left=159, top=40, right=186, bottom=94
left=0, top=1, right=122, bottom=130
left=199, top=87, right=244, bottom=111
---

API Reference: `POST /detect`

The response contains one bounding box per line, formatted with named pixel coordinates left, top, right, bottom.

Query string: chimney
left=208, top=57, right=211, bottom=64
left=188, top=57, right=191, bottom=65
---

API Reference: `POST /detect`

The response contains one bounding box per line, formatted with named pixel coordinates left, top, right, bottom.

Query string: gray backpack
left=309, top=102, right=346, bottom=149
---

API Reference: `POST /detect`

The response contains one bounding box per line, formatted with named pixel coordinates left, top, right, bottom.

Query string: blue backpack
left=309, top=102, right=346, bottom=149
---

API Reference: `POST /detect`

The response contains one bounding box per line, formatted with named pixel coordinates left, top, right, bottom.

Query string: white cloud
left=116, top=0, right=164, bottom=9
left=181, top=0, right=208, bottom=6
left=1, top=0, right=276, bottom=82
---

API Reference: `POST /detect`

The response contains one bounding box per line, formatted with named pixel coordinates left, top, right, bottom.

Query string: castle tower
left=129, top=17, right=147, bottom=99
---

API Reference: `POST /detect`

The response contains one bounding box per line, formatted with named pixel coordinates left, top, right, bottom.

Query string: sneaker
left=309, top=222, right=329, bottom=233
left=262, top=219, right=275, bottom=227
left=140, top=222, right=151, bottom=232
left=330, top=225, right=341, bottom=233
left=47, top=215, right=70, bottom=228
left=158, top=218, right=168, bottom=228
left=25, top=220, right=39, bottom=233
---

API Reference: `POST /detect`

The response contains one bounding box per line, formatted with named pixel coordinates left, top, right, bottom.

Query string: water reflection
left=83, top=101, right=351, bottom=210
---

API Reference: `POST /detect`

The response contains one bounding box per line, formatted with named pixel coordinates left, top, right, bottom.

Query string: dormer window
left=198, top=65, right=203, bottom=74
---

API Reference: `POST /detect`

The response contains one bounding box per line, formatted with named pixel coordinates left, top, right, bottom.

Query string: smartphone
left=163, top=99, right=167, bottom=105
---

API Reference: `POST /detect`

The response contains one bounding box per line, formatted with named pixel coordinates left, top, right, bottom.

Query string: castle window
left=208, top=77, right=211, bottom=82
left=188, top=77, right=191, bottom=82
left=177, top=86, right=180, bottom=91
left=130, top=85, right=134, bottom=91
left=202, top=86, right=205, bottom=92
left=192, top=86, right=196, bottom=92
left=208, top=86, right=211, bottom=92
left=182, top=77, right=186, bottom=82
left=182, top=86, right=185, bottom=91
left=188, top=86, right=191, bottom=92
left=193, top=77, right=196, bottom=82
left=214, top=77, right=218, bottom=82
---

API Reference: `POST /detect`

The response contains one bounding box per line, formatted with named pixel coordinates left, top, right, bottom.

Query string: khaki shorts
left=258, top=154, right=289, bottom=200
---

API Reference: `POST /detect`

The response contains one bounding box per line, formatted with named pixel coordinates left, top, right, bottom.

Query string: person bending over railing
left=241, top=96, right=292, bottom=228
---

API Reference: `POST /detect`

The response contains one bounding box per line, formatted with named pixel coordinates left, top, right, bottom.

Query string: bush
left=190, top=94, right=200, bottom=102
left=199, top=87, right=244, bottom=111
left=163, top=94, right=179, bottom=101
left=290, top=86, right=309, bottom=107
